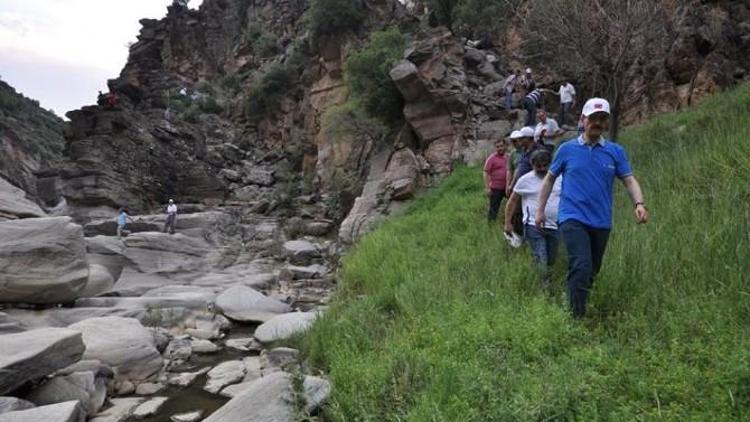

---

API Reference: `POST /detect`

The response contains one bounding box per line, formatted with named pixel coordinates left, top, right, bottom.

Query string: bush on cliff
left=298, top=83, right=750, bottom=419
left=344, top=27, right=407, bottom=127
left=306, top=0, right=366, bottom=40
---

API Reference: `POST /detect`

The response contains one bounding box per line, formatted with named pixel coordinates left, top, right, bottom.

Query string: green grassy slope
left=299, top=84, right=750, bottom=420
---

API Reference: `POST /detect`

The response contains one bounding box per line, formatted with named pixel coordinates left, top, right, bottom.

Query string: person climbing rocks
left=116, top=208, right=134, bottom=239
left=483, top=138, right=509, bottom=223
left=105, top=91, right=118, bottom=108
left=534, top=109, right=563, bottom=151
left=521, top=68, right=535, bottom=93
left=503, top=69, right=522, bottom=110
left=504, top=149, right=562, bottom=289
left=535, top=98, right=649, bottom=319
left=164, top=199, right=178, bottom=234
left=522, top=85, right=543, bottom=126
left=97, top=91, right=106, bottom=106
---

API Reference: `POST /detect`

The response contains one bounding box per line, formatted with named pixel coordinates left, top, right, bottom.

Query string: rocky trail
left=0, top=204, right=337, bottom=422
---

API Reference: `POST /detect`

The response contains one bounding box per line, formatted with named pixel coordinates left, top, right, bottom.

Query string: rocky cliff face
left=14, top=0, right=750, bottom=231
left=0, top=80, right=65, bottom=199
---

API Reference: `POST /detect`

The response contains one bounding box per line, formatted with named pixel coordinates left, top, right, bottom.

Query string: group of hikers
left=485, top=90, right=648, bottom=319
left=116, top=199, right=179, bottom=239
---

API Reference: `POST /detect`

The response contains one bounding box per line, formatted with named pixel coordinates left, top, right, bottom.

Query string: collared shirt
left=525, top=89, right=542, bottom=105
left=117, top=212, right=127, bottom=227
left=167, top=204, right=177, bottom=215
left=484, top=152, right=508, bottom=190
left=549, top=136, right=633, bottom=229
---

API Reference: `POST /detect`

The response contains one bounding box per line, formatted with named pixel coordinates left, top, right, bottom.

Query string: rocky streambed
left=0, top=206, right=338, bottom=421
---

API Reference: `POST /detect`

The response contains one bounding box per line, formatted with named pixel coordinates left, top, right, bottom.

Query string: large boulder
left=0, top=400, right=85, bottom=422
left=0, top=217, right=88, bottom=304
left=0, top=177, right=45, bottom=221
left=254, top=312, right=318, bottom=344
left=68, top=317, right=162, bottom=381
left=0, top=398, right=35, bottom=414
left=0, top=328, right=85, bottom=395
left=78, top=264, right=115, bottom=298
left=215, top=285, right=291, bottom=323
left=121, top=233, right=208, bottom=274
left=203, top=372, right=330, bottom=422
left=25, top=371, right=108, bottom=415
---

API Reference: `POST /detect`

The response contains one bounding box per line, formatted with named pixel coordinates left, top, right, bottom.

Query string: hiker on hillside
left=164, top=199, right=178, bottom=234
left=505, top=127, right=537, bottom=238
left=503, top=69, right=522, bottom=109
left=116, top=208, right=134, bottom=239
left=505, top=149, right=562, bottom=288
left=534, top=109, right=563, bottom=151
left=535, top=98, right=649, bottom=318
left=505, top=131, right=525, bottom=236
left=555, top=81, right=576, bottom=126
left=521, top=68, right=535, bottom=93
left=522, top=85, right=543, bottom=126
left=484, top=138, right=509, bottom=223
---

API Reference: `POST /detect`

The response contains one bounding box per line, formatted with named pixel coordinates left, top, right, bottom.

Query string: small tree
left=522, top=0, right=669, bottom=139
left=306, top=0, right=366, bottom=40
left=344, top=27, right=408, bottom=126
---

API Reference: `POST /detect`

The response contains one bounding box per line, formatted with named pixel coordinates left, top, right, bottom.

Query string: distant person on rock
left=105, top=92, right=118, bottom=108
left=534, top=109, right=563, bottom=151
left=521, top=68, right=535, bottom=93
left=484, top=138, right=509, bottom=224
left=522, top=85, right=543, bottom=126
left=505, top=149, right=562, bottom=288
left=97, top=91, right=106, bottom=106
left=164, top=199, right=178, bottom=234
left=535, top=98, right=649, bottom=319
left=556, top=81, right=576, bottom=127
left=116, top=208, right=134, bottom=239
left=503, top=69, right=522, bottom=110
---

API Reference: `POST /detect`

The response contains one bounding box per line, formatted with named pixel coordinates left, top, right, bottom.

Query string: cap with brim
left=519, top=126, right=536, bottom=138
left=582, top=98, right=611, bottom=116
left=509, top=130, right=523, bottom=139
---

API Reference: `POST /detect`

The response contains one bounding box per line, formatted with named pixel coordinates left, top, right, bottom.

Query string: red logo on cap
left=595, top=103, right=603, bottom=109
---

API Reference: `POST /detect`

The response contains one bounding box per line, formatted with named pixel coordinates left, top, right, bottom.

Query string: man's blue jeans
left=523, top=98, right=537, bottom=126
left=524, top=224, right=559, bottom=288
left=560, top=220, right=610, bottom=318
left=505, top=88, right=514, bottom=109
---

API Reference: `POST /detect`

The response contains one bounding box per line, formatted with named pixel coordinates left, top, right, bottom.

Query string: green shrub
left=199, top=96, right=224, bottom=114
left=344, top=27, right=407, bottom=126
left=246, top=22, right=279, bottom=58
left=306, top=0, right=366, bottom=40
left=244, top=64, right=295, bottom=122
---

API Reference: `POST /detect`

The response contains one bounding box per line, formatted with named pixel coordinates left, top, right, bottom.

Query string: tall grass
left=297, top=84, right=750, bottom=420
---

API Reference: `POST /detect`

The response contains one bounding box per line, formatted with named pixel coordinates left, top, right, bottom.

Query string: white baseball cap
left=509, top=130, right=523, bottom=139
left=519, top=126, right=535, bottom=138
left=525, top=68, right=532, bottom=73
left=582, top=98, right=611, bottom=116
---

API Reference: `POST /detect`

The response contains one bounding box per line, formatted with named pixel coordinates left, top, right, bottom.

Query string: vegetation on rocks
left=299, top=84, right=750, bottom=419
left=0, top=79, right=65, bottom=162
left=306, top=0, right=366, bottom=40
left=344, top=27, right=408, bottom=127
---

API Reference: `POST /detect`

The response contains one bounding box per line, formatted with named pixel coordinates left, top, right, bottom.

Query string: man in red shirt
left=484, top=138, right=509, bottom=223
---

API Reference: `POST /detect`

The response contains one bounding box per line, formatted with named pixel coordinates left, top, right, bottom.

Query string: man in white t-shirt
left=534, top=109, right=563, bottom=150
left=504, top=149, right=562, bottom=288
left=163, top=199, right=178, bottom=234
left=558, top=81, right=576, bottom=126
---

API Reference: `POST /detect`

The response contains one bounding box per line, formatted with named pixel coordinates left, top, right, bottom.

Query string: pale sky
left=0, top=0, right=203, bottom=118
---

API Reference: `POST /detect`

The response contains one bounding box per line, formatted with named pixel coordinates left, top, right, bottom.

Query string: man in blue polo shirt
left=534, top=98, right=649, bottom=318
